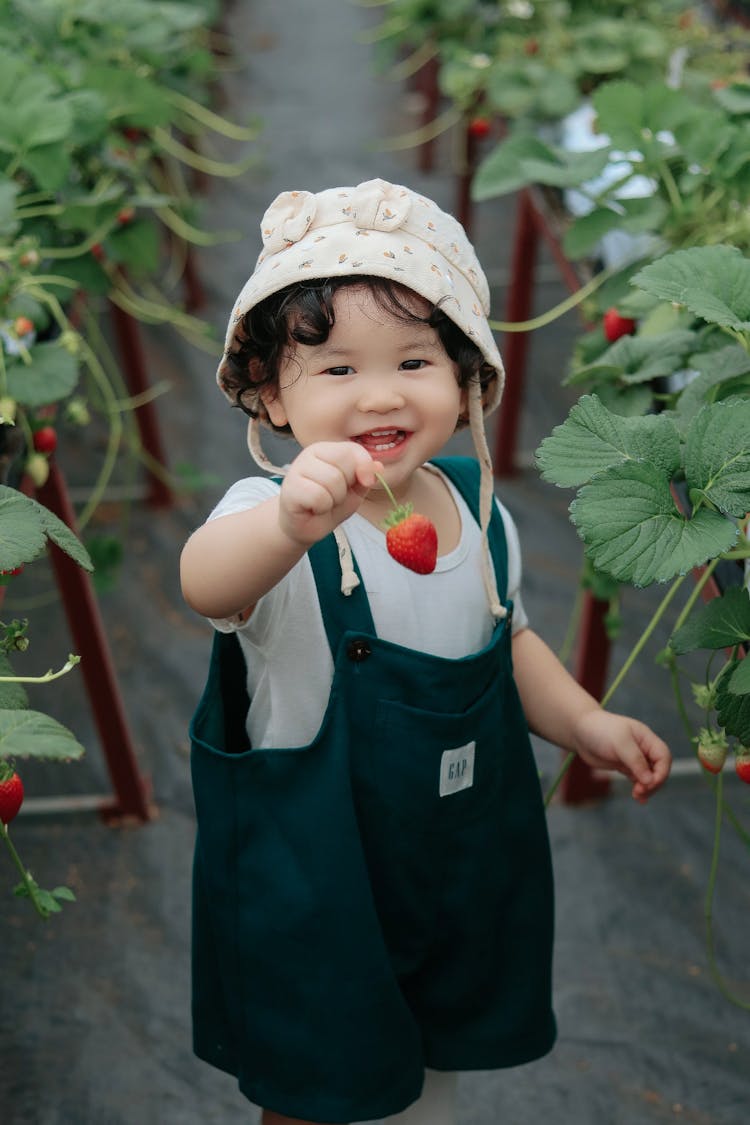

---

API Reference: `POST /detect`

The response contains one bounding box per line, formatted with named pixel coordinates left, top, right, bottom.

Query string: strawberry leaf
left=6, top=340, right=79, bottom=408
left=591, top=81, right=690, bottom=151
left=675, top=345, right=750, bottom=429
left=632, top=246, right=750, bottom=332
left=671, top=587, right=750, bottom=653
left=536, top=394, right=681, bottom=488
left=570, top=461, right=738, bottom=586
left=0, top=710, right=85, bottom=761
left=0, top=488, right=93, bottom=572
left=0, top=653, right=28, bottom=711
left=716, top=659, right=750, bottom=744
left=684, top=400, right=750, bottom=518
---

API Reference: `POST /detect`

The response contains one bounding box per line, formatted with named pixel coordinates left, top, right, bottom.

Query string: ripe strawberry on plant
left=13, top=316, right=34, bottom=337
left=603, top=307, right=637, bottom=343
left=32, top=425, right=57, bottom=454
left=735, top=747, right=750, bottom=784
left=695, top=728, right=728, bottom=775
left=468, top=116, right=491, bottom=139
left=0, top=763, right=24, bottom=826
left=377, top=474, right=438, bottom=575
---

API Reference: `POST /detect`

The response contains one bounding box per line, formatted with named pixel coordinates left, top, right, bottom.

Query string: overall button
left=346, top=638, right=372, bottom=662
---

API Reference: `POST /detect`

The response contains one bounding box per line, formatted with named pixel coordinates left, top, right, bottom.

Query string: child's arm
left=180, top=441, right=381, bottom=620
left=511, top=627, right=671, bottom=803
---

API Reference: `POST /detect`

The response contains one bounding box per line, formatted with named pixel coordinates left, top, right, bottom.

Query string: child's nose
left=357, top=374, right=406, bottom=413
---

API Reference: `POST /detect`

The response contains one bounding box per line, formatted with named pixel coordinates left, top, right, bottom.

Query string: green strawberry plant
left=0, top=486, right=92, bottom=918
left=537, top=244, right=750, bottom=1007
left=369, top=0, right=743, bottom=146
left=473, top=76, right=750, bottom=264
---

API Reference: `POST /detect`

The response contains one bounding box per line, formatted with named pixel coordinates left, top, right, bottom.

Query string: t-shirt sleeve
left=494, top=498, right=529, bottom=633
left=204, top=476, right=285, bottom=636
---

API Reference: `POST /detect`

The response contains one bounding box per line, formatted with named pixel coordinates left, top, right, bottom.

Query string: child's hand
left=278, top=442, right=383, bottom=547
left=572, top=710, right=672, bottom=803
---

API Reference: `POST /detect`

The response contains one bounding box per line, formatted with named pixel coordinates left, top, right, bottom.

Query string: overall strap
left=309, top=534, right=376, bottom=656
left=432, top=456, right=509, bottom=603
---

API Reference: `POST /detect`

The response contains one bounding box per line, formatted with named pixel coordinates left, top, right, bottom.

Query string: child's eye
left=325, top=366, right=354, bottom=377
left=400, top=359, right=427, bottom=370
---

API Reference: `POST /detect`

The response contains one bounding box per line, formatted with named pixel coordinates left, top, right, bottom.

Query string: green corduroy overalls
left=190, top=457, right=556, bottom=1123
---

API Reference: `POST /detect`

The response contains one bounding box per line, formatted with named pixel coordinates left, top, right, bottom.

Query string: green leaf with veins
left=716, top=660, right=750, bottom=744
left=569, top=461, right=738, bottom=586
left=536, top=394, right=681, bottom=488
left=674, top=346, right=750, bottom=429
left=671, top=586, right=750, bottom=654
left=684, top=400, right=750, bottom=517
left=632, top=246, right=750, bottom=332
left=0, top=710, right=85, bottom=761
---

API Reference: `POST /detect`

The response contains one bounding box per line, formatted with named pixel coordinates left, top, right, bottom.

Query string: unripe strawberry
left=117, top=206, right=135, bottom=226
left=0, top=396, right=17, bottom=423
left=695, top=728, right=728, bottom=774
left=24, top=452, right=50, bottom=488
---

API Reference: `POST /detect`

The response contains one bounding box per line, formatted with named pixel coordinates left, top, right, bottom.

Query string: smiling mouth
left=355, top=428, right=409, bottom=452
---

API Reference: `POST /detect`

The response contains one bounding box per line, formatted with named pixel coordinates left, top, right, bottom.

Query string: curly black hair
left=221, top=275, right=496, bottom=434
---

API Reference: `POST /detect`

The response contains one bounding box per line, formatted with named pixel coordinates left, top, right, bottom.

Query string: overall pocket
left=359, top=682, right=510, bottom=836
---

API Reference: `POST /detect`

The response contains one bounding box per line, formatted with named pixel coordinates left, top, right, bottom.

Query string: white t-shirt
left=207, top=467, right=527, bottom=749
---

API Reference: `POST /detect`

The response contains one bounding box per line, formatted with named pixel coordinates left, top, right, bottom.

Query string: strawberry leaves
left=632, top=245, right=750, bottom=333
left=538, top=396, right=749, bottom=586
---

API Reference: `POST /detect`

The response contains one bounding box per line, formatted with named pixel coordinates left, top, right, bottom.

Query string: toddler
left=181, top=178, right=671, bottom=1125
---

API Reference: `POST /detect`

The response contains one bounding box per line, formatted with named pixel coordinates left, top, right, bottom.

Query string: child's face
left=261, top=286, right=465, bottom=489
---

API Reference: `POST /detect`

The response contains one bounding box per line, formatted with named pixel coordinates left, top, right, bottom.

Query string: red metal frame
left=495, top=187, right=588, bottom=477
left=23, top=462, right=155, bottom=823
left=108, top=301, right=173, bottom=509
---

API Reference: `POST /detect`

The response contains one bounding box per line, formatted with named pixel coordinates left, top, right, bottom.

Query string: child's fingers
left=626, top=725, right=671, bottom=799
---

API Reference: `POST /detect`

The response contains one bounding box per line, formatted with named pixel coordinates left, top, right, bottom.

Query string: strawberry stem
left=0, top=822, right=50, bottom=919
left=375, top=472, right=398, bottom=510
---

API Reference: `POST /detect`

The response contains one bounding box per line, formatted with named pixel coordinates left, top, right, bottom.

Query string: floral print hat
left=216, top=178, right=507, bottom=617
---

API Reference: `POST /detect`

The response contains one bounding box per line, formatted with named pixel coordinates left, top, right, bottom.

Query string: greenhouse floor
left=2, top=1, right=750, bottom=1123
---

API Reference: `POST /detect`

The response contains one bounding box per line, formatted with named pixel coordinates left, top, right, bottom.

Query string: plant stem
left=544, top=572, right=688, bottom=806
left=375, top=472, right=400, bottom=510
left=0, top=655, right=80, bottom=683
left=489, top=265, right=615, bottom=333
left=704, top=772, right=750, bottom=1010
left=0, top=822, right=48, bottom=919
left=375, top=106, right=463, bottom=151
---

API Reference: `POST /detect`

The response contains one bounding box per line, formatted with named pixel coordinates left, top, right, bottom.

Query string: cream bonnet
left=216, top=177, right=504, bottom=417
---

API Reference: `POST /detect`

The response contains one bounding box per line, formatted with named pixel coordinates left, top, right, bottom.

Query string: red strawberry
left=467, top=116, right=491, bottom=139
left=735, top=748, right=750, bottom=784
left=0, top=766, right=24, bottom=825
left=603, top=307, right=637, bottom=343
left=377, top=474, right=437, bottom=574
left=13, top=316, right=34, bottom=336
left=33, top=425, right=57, bottom=454
left=695, top=728, right=728, bottom=775
left=117, top=206, right=135, bottom=226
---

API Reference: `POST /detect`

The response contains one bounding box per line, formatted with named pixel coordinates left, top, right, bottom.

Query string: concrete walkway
left=1, top=1, right=749, bottom=1122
